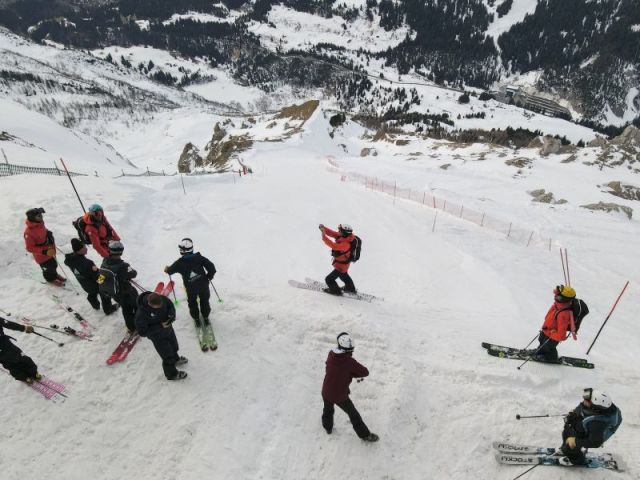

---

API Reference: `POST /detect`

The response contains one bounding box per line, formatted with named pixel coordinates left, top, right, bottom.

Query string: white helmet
left=179, top=238, right=193, bottom=254
left=337, top=332, right=354, bottom=352
left=590, top=389, right=613, bottom=409
left=339, top=224, right=353, bottom=235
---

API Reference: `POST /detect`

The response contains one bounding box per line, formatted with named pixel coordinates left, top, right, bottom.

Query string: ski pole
left=565, top=248, right=570, bottom=286
left=517, top=336, right=551, bottom=370
left=168, top=274, right=179, bottom=305
left=511, top=464, right=539, bottom=480
left=516, top=413, right=566, bottom=420
left=521, top=332, right=539, bottom=351
left=210, top=280, right=224, bottom=304
left=560, top=248, right=567, bottom=284
left=131, top=280, right=150, bottom=293
left=33, top=331, right=64, bottom=347
left=586, top=281, right=629, bottom=355
left=53, top=249, right=81, bottom=295
left=59, top=158, right=86, bottom=213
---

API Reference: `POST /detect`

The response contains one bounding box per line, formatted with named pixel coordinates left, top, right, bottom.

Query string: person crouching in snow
left=319, top=223, right=356, bottom=295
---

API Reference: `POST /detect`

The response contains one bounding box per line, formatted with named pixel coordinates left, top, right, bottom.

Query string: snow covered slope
left=0, top=105, right=638, bottom=479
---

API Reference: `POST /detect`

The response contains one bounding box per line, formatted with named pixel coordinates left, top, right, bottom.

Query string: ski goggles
left=583, top=388, right=593, bottom=401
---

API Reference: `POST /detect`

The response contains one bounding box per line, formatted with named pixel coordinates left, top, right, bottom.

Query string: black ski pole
left=516, top=413, right=566, bottom=420
left=59, top=158, right=86, bottom=213
left=33, top=331, right=64, bottom=347
left=586, top=281, right=629, bottom=355
left=34, top=325, right=73, bottom=336
left=168, top=274, right=179, bottom=305
left=131, top=280, right=149, bottom=293
left=521, top=332, right=539, bottom=351
left=517, top=336, right=551, bottom=370
left=210, top=280, right=223, bottom=304
left=511, top=464, right=539, bottom=480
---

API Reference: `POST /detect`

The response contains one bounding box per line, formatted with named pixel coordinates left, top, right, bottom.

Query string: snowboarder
left=0, top=316, right=40, bottom=383
left=321, top=332, right=378, bottom=442
left=164, top=238, right=216, bottom=325
left=23, top=207, right=66, bottom=286
left=536, top=285, right=576, bottom=361
left=134, top=292, right=188, bottom=381
left=82, top=204, right=120, bottom=258
left=562, top=388, right=622, bottom=465
left=319, top=223, right=357, bottom=295
left=99, top=240, right=138, bottom=332
left=64, top=238, right=117, bottom=314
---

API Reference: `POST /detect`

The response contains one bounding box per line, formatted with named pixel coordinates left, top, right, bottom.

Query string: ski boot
left=362, top=433, right=379, bottom=442
left=176, top=356, right=189, bottom=366
left=323, top=288, right=343, bottom=296
left=168, top=371, right=188, bottom=381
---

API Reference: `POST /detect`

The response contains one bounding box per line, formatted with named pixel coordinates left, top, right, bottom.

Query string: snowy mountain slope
left=484, top=0, right=539, bottom=44
left=0, top=106, right=639, bottom=479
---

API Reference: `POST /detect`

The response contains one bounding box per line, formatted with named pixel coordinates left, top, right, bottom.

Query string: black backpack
left=350, top=235, right=362, bottom=263
left=72, top=217, right=91, bottom=245
left=97, top=266, right=118, bottom=297
left=558, top=298, right=589, bottom=332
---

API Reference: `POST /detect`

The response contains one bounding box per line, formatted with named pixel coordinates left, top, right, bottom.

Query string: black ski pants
left=148, top=328, right=180, bottom=379
left=80, top=280, right=115, bottom=314
left=186, top=283, right=211, bottom=322
left=39, top=258, right=60, bottom=282
left=322, top=398, right=371, bottom=438
left=537, top=332, right=559, bottom=361
left=0, top=337, right=38, bottom=382
left=561, top=426, right=588, bottom=465
left=325, top=269, right=356, bottom=294
left=114, top=290, right=139, bottom=332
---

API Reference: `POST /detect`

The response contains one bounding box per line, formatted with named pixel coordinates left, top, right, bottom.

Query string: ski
left=493, top=441, right=557, bottom=455
left=194, top=320, right=207, bottom=351
left=154, top=281, right=164, bottom=294
left=106, top=332, right=140, bottom=365
left=289, top=279, right=380, bottom=303
left=28, top=377, right=67, bottom=403
left=495, top=452, right=621, bottom=470
left=482, top=342, right=594, bottom=369
left=48, top=324, right=94, bottom=341
left=50, top=295, right=92, bottom=330
left=203, top=319, right=217, bottom=351
left=304, top=277, right=382, bottom=301
left=161, top=280, right=174, bottom=297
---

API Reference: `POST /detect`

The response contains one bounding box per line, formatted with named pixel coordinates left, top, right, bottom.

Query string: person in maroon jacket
left=321, top=332, right=379, bottom=442
left=23, top=207, right=65, bottom=285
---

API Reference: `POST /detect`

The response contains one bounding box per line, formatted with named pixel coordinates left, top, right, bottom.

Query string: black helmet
left=26, top=207, right=45, bottom=222
left=108, top=240, right=124, bottom=255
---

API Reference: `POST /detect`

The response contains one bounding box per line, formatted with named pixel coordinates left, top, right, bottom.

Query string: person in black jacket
left=99, top=241, right=138, bottom=332
left=164, top=238, right=216, bottom=326
left=0, top=316, right=40, bottom=383
left=134, top=292, right=188, bottom=381
left=562, top=388, right=622, bottom=465
left=65, top=238, right=117, bottom=314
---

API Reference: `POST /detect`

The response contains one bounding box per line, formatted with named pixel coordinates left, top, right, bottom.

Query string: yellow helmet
left=555, top=284, right=576, bottom=299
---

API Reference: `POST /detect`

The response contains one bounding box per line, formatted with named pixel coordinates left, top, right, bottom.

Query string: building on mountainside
left=494, top=86, right=571, bottom=119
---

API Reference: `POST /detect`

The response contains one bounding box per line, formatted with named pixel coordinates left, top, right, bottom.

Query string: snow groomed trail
left=0, top=110, right=638, bottom=479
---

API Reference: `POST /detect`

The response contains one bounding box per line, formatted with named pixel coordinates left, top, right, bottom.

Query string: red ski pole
left=586, top=281, right=629, bottom=355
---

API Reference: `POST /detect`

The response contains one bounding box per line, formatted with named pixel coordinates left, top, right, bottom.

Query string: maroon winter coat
left=321, top=350, right=369, bottom=403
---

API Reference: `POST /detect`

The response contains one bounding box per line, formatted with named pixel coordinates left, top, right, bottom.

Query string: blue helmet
left=88, top=204, right=103, bottom=214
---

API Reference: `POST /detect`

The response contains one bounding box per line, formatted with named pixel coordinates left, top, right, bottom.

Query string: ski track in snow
left=0, top=109, right=639, bottom=479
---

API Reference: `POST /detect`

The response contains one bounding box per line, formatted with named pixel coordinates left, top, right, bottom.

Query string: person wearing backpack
left=23, top=207, right=66, bottom=286
left=319, top=223, right=358, bottom=295
left=561, top=388, right=622, bottom=465
left=536, top=285, right=580, bottom=362
left=64, top=238, right=117, bottom=314
left=80, top=204, right=120, bottom=258
left=0, top=315, right=40, bottom=383
left=99, top=241, right=138, bottom=332
left=135, top=292, right=188, bottom=381
left=164, top=238, right=216, bottom=326
left=321, top=332, right=378, bottom=442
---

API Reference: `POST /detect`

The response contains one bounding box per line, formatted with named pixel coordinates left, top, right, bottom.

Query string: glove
left=46, top=230, right=55, bottom=244
left=318, top=224, right=325, bottom=231
left=46, top=248, right=56, bottom=257
left=565, top=437, right=577, bottom=449
left=164, top=266, right=169, bottom=273
left=161, top=321, right=171, bottom=329
left=24, top=325, right=34, bottom=334
left=565, top=411, right=577, bottom=424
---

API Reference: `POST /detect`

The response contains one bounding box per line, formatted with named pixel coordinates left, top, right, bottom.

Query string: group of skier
left=6, top=209, right=625, bottom=460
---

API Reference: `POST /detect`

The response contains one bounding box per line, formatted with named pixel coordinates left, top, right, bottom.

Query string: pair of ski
left=106, top=281, right=174, bottom=365
left=194, top=318, right=217, bottom=352
left=494, top=441, right=621, bottom=471
left=28, top=377, right=68, bottom=403
left=289, top=278, right=382, bottom=303
left=482, top=342, right=594, bottom=369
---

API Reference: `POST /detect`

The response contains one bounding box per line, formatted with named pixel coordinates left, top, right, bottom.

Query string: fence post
left=121, top=169, right=125, bottom=177
left=147, top=166, right=150, bottom=176
left=1, top=148, right=11, bottom=176
left=432, top=211, right=438, bottom=232
left=443, top=199, right=446, bottom=211
left=507, top=222, right=512, bottom=238
left=459, top=205, right=464, bottom=218
left=422, top=192, right=426, bottom=204
left=432, top=197, right=436, bottom=209
left=526, top=231, right=534, bottom=247
left=162, top=169, right=165, bottom=176
left=480, top=213, right=485, bottom=227
left=548, top=238, right=552, bottom=251
left=393, top=181, right=397, bottom=205
left=53, top=161, right=61, bottom=175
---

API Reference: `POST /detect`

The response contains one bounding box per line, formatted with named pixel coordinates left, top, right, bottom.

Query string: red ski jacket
left=83, top=212, right=120, bottom=258
left=541, top=300, right=575, bottom=342
left=321, top=350, right=369, bottom=403
left=23, top=220, right=55, bottom=264
left=321, top=227, right=354, bottom=273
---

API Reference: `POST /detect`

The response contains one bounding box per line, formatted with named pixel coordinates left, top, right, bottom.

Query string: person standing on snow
left=561, top=388, right=622, bottom=465
left=64, top=238, right=117, bottom=314
left=164, top=238, right=216, bottom=326
left=321, top=332, right=378, bottom=442
left=0, top=316, right=40, bottom=383
left=319, top=223, right=357, bottom=295
left=134, top=292, right=188, bottom=381
left=99, top=241, right=138, bottom=333
left=82, top=204, right=120, bottom=258
left=536, top=285, right=576, bottom=362
left=23, top=207, right=66, bottom=286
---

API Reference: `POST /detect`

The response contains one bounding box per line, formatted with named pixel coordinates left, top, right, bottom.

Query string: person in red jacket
left=319, top=223, right=356, bottom=295
left=82, top=204, right=120, bottom=258
left=321, top=332, right=378, bottom=442
left=536, top=284, right=577, bottom=361
left=23, top=207, right=65, bottom=285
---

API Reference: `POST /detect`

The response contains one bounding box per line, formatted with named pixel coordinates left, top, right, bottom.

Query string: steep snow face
left=0, top=107, right=638, bottom=480
left=484, top=0, right=540, bottom=43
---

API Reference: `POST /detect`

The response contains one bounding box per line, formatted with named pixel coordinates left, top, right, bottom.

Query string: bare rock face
left=610, top=125, right=640, bottom=149
left=588, top=136, right=608, bottom=148
left=177, top=143, right=203, bottom=173
left=539, top=135, right=575, bottom=156
left=204, top=133, right=253, bottom=171
left=580, top=201, right=633, bottom=219
left=505, top=157, right=531, bottom=168
left=604, top=181, right=640, bottom=201
left=528, top=189, right=567, bottom=204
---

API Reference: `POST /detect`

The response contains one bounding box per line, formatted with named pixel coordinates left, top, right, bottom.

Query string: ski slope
left=0, top=109, right=639, bottom=480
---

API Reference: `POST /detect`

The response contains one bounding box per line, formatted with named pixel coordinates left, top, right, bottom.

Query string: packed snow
left=1, top=106, right=639, bottom=480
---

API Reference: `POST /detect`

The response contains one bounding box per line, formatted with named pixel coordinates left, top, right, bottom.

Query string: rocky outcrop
left=603, top=181, right=640, bottom=201
left=528, top=189, right=567, bottom=204
left=177, top=143, right=203, bottom=173
left=580, top=201, right=633, bottom=219
left=505, top=157, right=531, bottom=168
left=360, top=147, right=378, bottom=157
left=610, top=125, right=640, bottom=149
